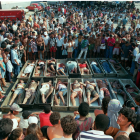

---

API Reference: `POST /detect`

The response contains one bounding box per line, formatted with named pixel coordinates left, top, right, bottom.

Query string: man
left=47, top=112, right=63, bottom=140
left=12, top=21, right=17, bottom=31
left=77, top=114, right=113, bottom=140
left=49, top=33, right=56, bottom=58
left=43, top=31, right=50, bottom=59
left=39, top=104, right=52, bottom=128
left=55, top=34, right=63, bottom=59
left=106, top=34, right=115, bottom=58
left=135, top=52, right=140, bottom=87
left=0, top=118, right=13, bottom=140
left=53, top=115, right=77, bottom=140
left=78, top=36, right=89, bottom=59
left=129, top=132, right=140, bottom=140
left=36, top=32, right=45, bottom=59
left=3, top=103, right=22, bottom=124
left=59, top=15, right=64, bottom=25
left=73, top=102, right=93, bottom=139
left=11, top=44, right=21, bottom=77
left=114, top=107, right=137, bottom=140
left=0, top=29, right=4, bottom=47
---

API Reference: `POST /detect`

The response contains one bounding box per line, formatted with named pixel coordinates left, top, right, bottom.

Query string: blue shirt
left=11, top=49, right=21, bottom=64
left=122, top=19, right=127, bottom=25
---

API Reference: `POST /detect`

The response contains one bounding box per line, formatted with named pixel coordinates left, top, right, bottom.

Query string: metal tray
left=0, top=79, right=30, bottom=113
left=32, top=60, right=46, bottom=78
left=66, top=58, right=81, bottom=78
left=94, top=78, right=116, bottom=101
left=17, top=60, right=36, bottom=79
left=108, top=79, right=133, bottom=106
left=98, top=58, right=117, bottom=77
left=87, top=58, right=105, bottom=77
left=34, top=78, right=54, bottom=109
left=108, top=58, right=128, bottom=77
left=82, top=78, right=101, bottom=110
left=119, top=79, right=140, bottom=107
left=69, top=78, right=85, bottom=111
left=52, top=78, right=69, bottom=111
left=44, top=60, right=56, bottom=78
left=76, top=59, right=92, bottom=78
left=56, top=59, right=69, bottom=78
left=18, top=78, right=41, bottom=108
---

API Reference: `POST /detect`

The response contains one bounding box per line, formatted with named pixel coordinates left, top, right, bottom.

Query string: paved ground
left=0, top=2, right=140, bottom=119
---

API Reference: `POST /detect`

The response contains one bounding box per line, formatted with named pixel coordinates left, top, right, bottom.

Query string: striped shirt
left=77, top=130, right=113, bottom=140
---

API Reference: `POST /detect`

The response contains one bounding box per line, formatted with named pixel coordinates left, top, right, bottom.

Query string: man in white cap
left=3, top=103, right=22, bottom=124
left=43, top=31, right=50, bottom=59
left=28, top=116, right=38, bottom=125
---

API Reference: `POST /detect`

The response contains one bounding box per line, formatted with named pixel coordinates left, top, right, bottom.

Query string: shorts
left=56, top=88, right=67, bottom=97
left=121, top=57, right=128, bottom=60
left=33, top=52, right=37, bottom=56
left=99, top=87, right=110, bottom=100
left=0, top=68, right=5, bottom=78
left=39, top=64, right=45, bottom=70
left=58, top=68, right=65, bottom=75
left=40, top=87, right=50, bottom=95
left=113, top=48, right=119, bottom=55
left=100, top=45, right=106, bottom=50
left=67, top=47, right=73, bottom=52
left=49, top=63, right=56, bottom=70
left=86, top=88, right=97, bottom=97
left=37, top=45, right=44, bottom=51
left=25, top=89, right=36, bottom=98
left=73, top=88, right=82, bottom=93
left=14, top=88, right=24, bottom=95
left=50, top=46, right=56, bottom=53
left=89, top=44, right=95, bottom=50
left=94, top=46, right=100, bottom=53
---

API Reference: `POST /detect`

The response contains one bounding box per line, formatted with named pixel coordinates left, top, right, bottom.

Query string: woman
left=8, top=128, right=24, bottom=140
left=27, top=36, right=32, bottom=60
left=0, top=49, right=6, bottom=87
left=78, top=61, right=89, bottom=75
left=26, top=123, right=47, bottom=140
left=62, top=37, right=68, bottom=59
left=67, top=39, right=73, bottom=58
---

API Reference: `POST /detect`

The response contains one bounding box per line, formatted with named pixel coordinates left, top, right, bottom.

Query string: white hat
left=43, top=26, right=46, bottom=28
left=44, top=32, right=48, bottom=35
left=28, top=116, right=38, bottom=124
left=101, top=22, right=104, bottom=24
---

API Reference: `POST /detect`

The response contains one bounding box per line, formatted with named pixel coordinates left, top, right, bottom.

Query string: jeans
left=74, top=48, right=78, bottom=59
left=91, top=65, right=101, bottom=73
left=130, top=61, right=135, bottom=75
left=102, top=62, right=111, bottom=73
left=6, top=70, right=11, bottom=82
left=12, top=63, right=20, bottom=77
left=56, top=46, right=62, bottom=59
left=78, top=48, right=88, bottom=59
left=106, top=46, right=114, bottom=58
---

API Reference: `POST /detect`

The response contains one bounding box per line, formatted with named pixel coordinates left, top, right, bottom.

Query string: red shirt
left=33, top=23, right=39, bottom=28
left=79, top=64, right=87, bottom=68
left=107, top=38, right=115, bottom=47
left=39, top=112, right=52, bottom=128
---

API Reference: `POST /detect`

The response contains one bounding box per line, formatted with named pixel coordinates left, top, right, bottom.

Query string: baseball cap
left=28, top=116, right=38, bottom=124
left=10, top=103, right=22, bottom=112
left=43, top=26, right=46, bottom=28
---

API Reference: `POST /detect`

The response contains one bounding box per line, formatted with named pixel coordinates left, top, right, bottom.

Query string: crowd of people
left=1, top=95, right=140, bottom=140
left=0, top=1, right=140, bottom=140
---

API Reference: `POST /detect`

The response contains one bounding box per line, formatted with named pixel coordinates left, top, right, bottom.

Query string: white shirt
left=0, top=34, right=4, bottom=47
left=135, top=53, right=140, bottom=63
left=12, top=24, right=17, bottom=31
left=79, top=12, right=83, bottom=18
left=19, top=116, right=29, bottom=129
left=59, top=17, right=64, bottom=24
left=56, top=38, right=64, bottom=46
left=53, top=137, right=72, bottom=140
left=43, top=36, right=50, bottom=45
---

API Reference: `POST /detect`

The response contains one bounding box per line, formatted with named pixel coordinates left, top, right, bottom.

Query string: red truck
left=0, top=9, right=25, bottom=20
left=26, top=3, right=42, bottom=11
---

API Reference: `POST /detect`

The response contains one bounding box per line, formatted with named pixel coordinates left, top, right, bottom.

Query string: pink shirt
left=107, top=38, right=115, bottom=47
